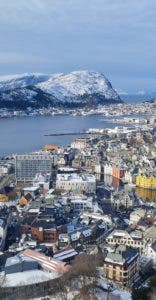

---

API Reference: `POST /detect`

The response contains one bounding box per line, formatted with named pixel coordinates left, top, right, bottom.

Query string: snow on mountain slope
left=0, top=70, right=122, bottom=108
left=0, top=73, right=50, bottom=92
left=37, top=70, right=120, bottom=101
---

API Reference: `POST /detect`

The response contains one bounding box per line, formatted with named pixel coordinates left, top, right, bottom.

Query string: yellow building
left=136, top=187, right=156, bottom=201
left=136, top=175, right=156, bottom=190
left=0, top=194, right=8, bottom=202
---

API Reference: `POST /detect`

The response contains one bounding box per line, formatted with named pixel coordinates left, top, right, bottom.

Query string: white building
left=144, top=242, right=156, bottom=266
left=69, top=195, right=93, bottom=211
left=94, top=164, right=101, bottom=174
left=129, top=209, right=145, bottom=225
left=124, top=171, right=133, bottom=184
left=0, top=165, right=9, bottom=176
left=56, top=173, right=96, bottom=194
left=104, top=164, right=112, bottom=176
left=33, top=173, right=51, bottom=191
left=22, top=186, right=40, bottom=199
left=71, top=138, right=91, bottom=150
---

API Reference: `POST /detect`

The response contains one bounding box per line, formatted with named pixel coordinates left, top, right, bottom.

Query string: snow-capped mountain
left=0, top=73, right=50, bottom=92
left=0, top=70, right=122, bottom=109
left=37, top=71, right=120, bottom=101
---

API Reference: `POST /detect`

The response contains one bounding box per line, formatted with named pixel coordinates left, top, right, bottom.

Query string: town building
left=106, top=229, right=144, bottom=253
left=129, top=209, right=145, bottom=225
left=56, top=173, right=96, bottom=194
left=15, top=153, right=53, bottom=181
left=136, top=175, right=156, bottom=189
left=71, top=138, right=91, bottom=150
left=103, top=245, right=139, bottom=287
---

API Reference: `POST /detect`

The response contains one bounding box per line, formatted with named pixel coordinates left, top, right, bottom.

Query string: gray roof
left=5, top=254, right=35, bottom=267
left=105, top=245, right=139, bottom=265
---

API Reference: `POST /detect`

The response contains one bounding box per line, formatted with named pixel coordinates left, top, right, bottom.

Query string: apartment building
left=103, top=245, right=139, bottom=287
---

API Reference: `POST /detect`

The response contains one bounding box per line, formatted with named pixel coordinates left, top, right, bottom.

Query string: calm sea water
left=0, top=115, right=117, bottom=156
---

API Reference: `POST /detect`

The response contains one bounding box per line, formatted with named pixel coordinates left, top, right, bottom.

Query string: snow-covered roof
left=53, top=248, right=78, bottom=261
left=2, top=270, right=57, bottom=287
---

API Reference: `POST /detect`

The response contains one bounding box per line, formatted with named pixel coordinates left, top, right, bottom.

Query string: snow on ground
left=111, top=289, right=132, bottom=300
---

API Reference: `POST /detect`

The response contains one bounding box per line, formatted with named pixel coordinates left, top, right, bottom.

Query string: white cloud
left=0, top=0, right=156, bottom=90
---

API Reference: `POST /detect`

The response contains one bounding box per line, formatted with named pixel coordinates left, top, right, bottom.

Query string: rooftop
left=57, top=173, right=95, bottom=182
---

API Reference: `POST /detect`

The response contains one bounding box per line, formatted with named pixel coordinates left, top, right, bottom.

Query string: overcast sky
left=0, top=0, right=156, bottom=92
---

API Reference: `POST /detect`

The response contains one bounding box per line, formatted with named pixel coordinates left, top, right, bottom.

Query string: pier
left=44, top=130, right=105, bottom=137
left=44, top=131, right=90, bottom=137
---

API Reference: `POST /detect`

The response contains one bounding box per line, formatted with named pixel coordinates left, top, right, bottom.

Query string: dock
left=44, top=131, right=90, bottom=137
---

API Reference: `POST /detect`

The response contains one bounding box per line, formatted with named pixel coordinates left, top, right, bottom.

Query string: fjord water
left=0, top=115, right=116, bottom=156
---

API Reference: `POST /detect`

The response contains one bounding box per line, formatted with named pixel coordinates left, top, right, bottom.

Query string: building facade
left=15, top=153, right=53, bottom=181
left=56, top=173, right=96, bottom=194
left=103, top=245, right=139, bottom=287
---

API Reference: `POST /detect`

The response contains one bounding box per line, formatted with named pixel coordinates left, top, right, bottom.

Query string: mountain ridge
left=0, top=70, right=122, bottom=109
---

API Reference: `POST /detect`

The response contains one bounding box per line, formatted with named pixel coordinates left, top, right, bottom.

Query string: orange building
left=0, top=194, right=8, bottom=202
left=112, top=165, right=125, bottom=179
left=44, top=145, right=59, bottom=151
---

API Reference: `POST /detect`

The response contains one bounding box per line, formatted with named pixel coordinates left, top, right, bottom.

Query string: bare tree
left=68, top=253, right=101, bottom=299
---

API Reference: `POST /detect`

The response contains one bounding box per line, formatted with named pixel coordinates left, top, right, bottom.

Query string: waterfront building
left=103, top=163, right=125, bottom=179
left=136, top=175, right=156, bottom=189
left=136, top=187, right=156, bottom=201
left=71, top=137, right=91, bottom=150
left=112, top=165, right=125, bottom=179
left=124, top=171, right=133, bottom=184
left=104, top=164, right=113, bottom=176
left=44, top=145, right=59, bottom=151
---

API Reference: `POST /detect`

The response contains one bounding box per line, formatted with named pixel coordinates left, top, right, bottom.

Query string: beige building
left=103, top=245, right=139, bottom=287
left=106, top=229, right=144, bottom=252
left=129, top=208, right=145, bottom=225
left=106, top=226, right=156, bottom=254
left=71, top=138, right=91, bottom=150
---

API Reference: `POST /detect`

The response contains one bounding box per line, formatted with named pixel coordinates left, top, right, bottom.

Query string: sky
left=0, top=0, right=156, bottom=92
